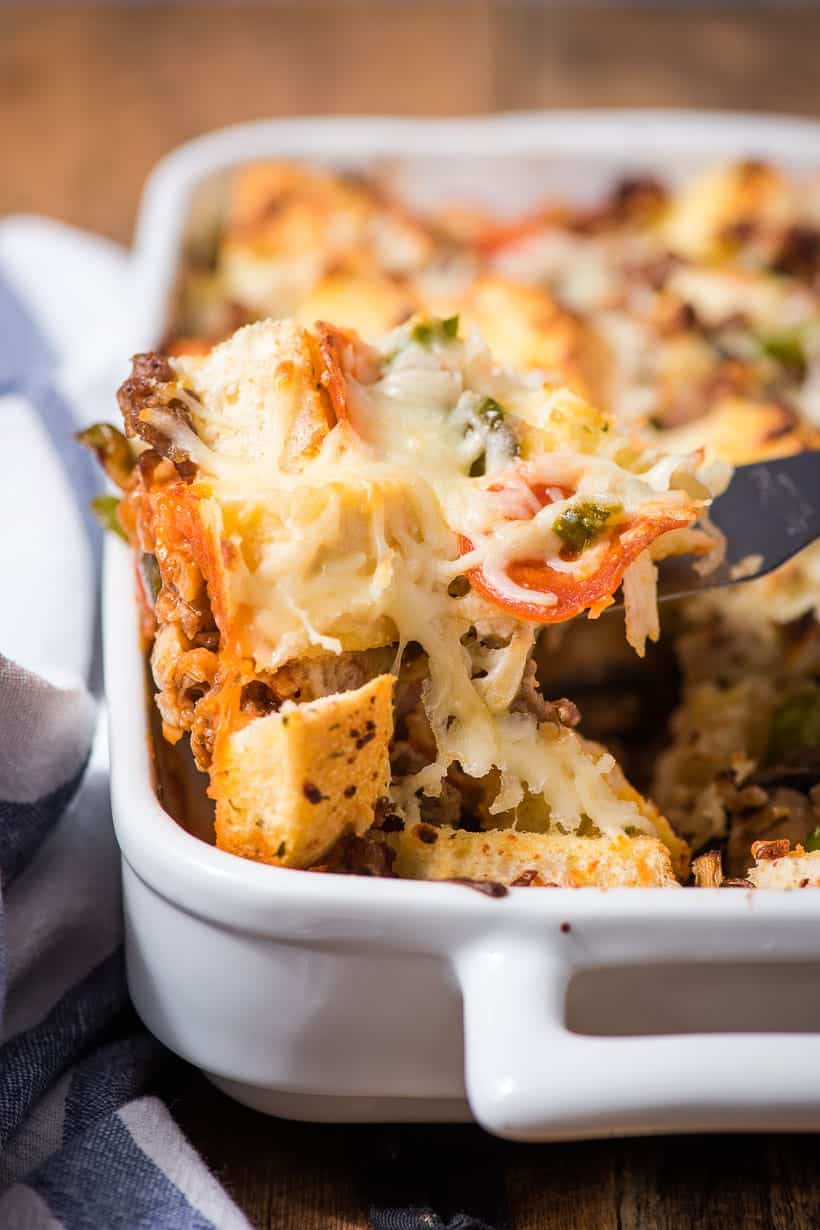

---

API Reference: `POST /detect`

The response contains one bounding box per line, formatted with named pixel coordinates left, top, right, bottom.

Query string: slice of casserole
left=107, top=314, right=725, bottom=885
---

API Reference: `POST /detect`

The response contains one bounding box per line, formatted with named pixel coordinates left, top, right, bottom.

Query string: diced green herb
left=577, top=814, right=602, bottom=838
left=411, top=320, right=434, bottom=346
left=91, top=495, right=127, bottom=541
left=806, top=827, right=820, bottom=853
left=758, top=328, right=806, bottom=372
left=476, top=396, right=506, bottom=432
left=553, top=501, right=618, bottom=554
left=468, top=397, right=520, bottom=477
left=768, top=688, right=820, bottom=763
left=76, top=423, right=135, bottom=489
left=411, top=315, right=460, bottom=347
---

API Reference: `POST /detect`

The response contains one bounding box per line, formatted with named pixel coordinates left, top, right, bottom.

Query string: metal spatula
left=652, top=450, right=820, bottom=604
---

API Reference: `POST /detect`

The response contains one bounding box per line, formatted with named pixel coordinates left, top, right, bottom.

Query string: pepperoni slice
left=460, top=508, right=696, bottom=623
left=316, top=321, right=357, bottom=425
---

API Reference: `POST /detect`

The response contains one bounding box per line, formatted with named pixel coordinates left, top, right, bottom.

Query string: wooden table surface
left=5, top=4, right=820, bottom=1226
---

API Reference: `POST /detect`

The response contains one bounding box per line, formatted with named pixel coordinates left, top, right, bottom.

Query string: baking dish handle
left=455, top=935, right=820, bottom=1140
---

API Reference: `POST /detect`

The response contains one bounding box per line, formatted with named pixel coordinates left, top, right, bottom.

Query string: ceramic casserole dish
left=106, top=112, right=820, bottom=1140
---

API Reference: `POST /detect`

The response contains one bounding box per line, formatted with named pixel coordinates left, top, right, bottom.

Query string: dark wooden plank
left=167, top=1064, right=820, bottom=1230
left=5, top=5, right=820, bottom=245
left=492, top=7, right=820, bottom=115
left=164, top=1066, right=369, bottom=1230
left=505, top=1133, right=820, bottom=1230
left=506, top=1138, right=619, bottom=1230
left=0, top=3, right=493, bottom=243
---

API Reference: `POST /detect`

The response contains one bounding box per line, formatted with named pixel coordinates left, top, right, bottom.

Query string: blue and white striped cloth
left=0, top=214, right=499, bottom=1230
left=0, top=217, right=252, bottom=1230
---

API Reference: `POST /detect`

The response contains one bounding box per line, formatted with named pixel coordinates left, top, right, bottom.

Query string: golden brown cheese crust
left=455, top=277, right=612, bottom=407
left=295, top=269, right=417, bottom=338
left=224, top=162, right=431, bottom=267
left=655, top=396, right=820, bottom=466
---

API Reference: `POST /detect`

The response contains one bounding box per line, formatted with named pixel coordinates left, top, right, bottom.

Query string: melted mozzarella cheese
left=152, top=319, right=723, bottom=836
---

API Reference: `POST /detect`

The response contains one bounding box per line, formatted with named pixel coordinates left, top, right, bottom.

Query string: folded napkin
left=0, top=215, right=501, bottom=1230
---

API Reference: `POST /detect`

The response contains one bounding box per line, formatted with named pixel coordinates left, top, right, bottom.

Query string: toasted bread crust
left=209, top=674, right=395, bottom=867
left=390, top=824, right=678, bottom=887
left=657, top=395, right=820, bottom=465
left=457, top=276, right=611, bottom=407
left=749, top=848, right=820, bottom=888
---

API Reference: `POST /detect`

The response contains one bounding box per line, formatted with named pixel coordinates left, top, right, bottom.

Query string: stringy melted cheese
left=156, top=319, right=725, bottom=834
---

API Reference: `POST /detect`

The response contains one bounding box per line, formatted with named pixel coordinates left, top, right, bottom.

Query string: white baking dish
left=107, top=112, right=820, bottom=1140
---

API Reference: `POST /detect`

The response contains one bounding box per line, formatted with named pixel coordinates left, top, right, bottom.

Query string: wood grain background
left=5, top=4, right=820, bottom=1227
left=5, top=4, right=820, bottom=245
